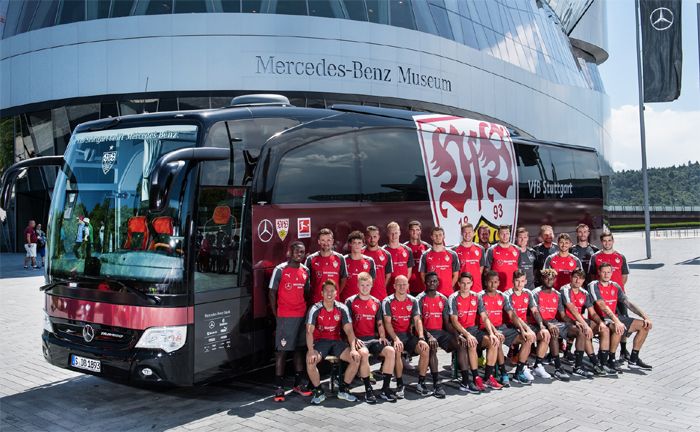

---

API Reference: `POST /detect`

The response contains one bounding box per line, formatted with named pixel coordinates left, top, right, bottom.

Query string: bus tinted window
left=549, top=147, right=576, bottom=181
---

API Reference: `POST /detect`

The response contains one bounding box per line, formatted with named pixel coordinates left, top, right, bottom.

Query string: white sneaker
left=522, top=366, right=535, bottom=381
left=532, top=364, right=552, bottom=379
left=337, top=391, right=357, bottom=402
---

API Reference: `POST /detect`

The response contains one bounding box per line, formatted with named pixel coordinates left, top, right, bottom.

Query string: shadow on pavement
left=0, top=253, right=47, bottom=279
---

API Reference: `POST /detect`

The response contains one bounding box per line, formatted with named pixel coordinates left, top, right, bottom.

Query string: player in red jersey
left=382, top=275, right=430, bottom=398
left=589, top=263, right=653, bottom=371
left=363, top=226, right=393, bottom=300
left=305, top=228, right=348, bottom=303
left=452, top=223, right=486, bottom=293
left=405, top=220, right=430, bottom=295
left=384, top=221, right=414, bottom=294
left=560, top=269, right=609, bottom=377
left=416, top=272, right=481, bottom=396
left=484, top=225, right=520, bottom=292
left=543, top=233, right=583, bottom=290
left=342, top=231, right=376, bottom=301
left=588, top=231, right=632, bottom=360
left=419, top=227, right=459, bottom=297
left=531, top=268, right=571, bottom=381
left=269, top=241, right=313, bottom=401
left=477, top=225, right=492, bottom=251
left=306, top=280, right=362, bottom=405
left=345, top=272, right=398, bottom=403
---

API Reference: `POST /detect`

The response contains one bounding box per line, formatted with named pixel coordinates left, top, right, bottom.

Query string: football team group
left=268, top=222, right=652, bottom=405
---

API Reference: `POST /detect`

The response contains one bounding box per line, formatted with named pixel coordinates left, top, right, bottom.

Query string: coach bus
left=0, top=95, right=603, bottom=386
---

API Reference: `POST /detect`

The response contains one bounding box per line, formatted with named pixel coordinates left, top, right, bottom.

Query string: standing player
left=346, top=272, right=398, bottom=403
left=531, top=269, right=571, bottom=381
left=419, top=227, right=460, bottom=297
left=589, top=263, right=653, bottom=371
left=270, top=241, right=313, bottom=401
left=342, top=231, right=376, bottom=301
left=363, top=226, right=393, bottom=300
left=543, top=233, right=583, bottom=290
left=515, top=227, right=537, bottom=291
left=570, top=223, right=599, bottom=284
left=305, top=228, right=347, bottom=303
left=384, top=221, right=414, bottom=296
left=533, top=225, right=559, bottom=286
left=405, top=220, right=430, bottom=295
left=452, top=223, right=486, bottom=293
left=484, top=225, right=520, bottom=292
left=306, top=280, right=362, bottom=405
left=382, top=275, right=431, bottom=398
left=477, top=225, right=492, bottom=251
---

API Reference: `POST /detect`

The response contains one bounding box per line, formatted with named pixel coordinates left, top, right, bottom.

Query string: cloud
left=608, top=105, right=700, bottom=171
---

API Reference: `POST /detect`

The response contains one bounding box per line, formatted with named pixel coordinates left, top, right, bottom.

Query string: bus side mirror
left=149, top=147, right=231, bottom=213
left=0, top=156, right=64, bottom=211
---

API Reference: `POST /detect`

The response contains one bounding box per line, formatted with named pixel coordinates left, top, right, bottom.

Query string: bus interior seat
left=150, top=216, right=175, bottom=253
left=124, top=216, right=149, bottom=250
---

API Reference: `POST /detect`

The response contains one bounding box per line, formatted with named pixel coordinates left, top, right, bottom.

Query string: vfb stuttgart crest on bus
left=102, top=146, right=117, bottom=174
left=414, top=115, right=519, bottom=245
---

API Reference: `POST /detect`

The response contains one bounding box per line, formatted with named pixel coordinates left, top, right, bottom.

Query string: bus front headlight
left=135, top=326, right=187, bottom=353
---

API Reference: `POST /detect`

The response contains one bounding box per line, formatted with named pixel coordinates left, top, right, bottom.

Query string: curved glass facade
left=1, top=0, right=602, bottom=91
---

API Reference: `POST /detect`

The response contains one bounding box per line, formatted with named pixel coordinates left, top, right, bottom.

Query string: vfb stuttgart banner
left=414, top=115, right=519, bottom=245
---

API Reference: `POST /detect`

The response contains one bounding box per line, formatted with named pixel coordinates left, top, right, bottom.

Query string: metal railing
left=604, top=205, right=700, bottom=213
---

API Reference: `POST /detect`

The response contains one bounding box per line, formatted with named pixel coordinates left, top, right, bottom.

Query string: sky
left=599, top=0, right=700, bottom=171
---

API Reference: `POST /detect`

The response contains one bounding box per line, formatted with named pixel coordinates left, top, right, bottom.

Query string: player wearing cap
left=543, top=233, right=583, bottom=290
left=405, top=221, right=431, bottom=295
left=484, top=225, right=520, bottom=292
left=452, top=223, right=486, bottom=293
left=342, top=231, right=376, bottom=301
left=382, top=275, right=431, bottom=398
left=270, top=241, right=313, bottom=402
left=384, top=221, right=415, bottom=296
left=305, top=228, right=348, bottom=303
left=419, top=227, right=460, bottom=298
left=306, top=280, right=362, bottom=405
left=363, top=226, right=393, bottom=300
left=345, top=272, right=398, bottom=403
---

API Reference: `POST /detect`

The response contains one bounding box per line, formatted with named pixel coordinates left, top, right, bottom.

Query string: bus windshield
left=48, top=124, right=198, bottom=294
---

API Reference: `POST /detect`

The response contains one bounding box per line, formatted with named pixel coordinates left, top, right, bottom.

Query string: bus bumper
left=42, top=331, right=193, bottom=386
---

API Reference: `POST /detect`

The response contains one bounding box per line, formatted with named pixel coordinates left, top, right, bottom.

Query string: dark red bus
left=0, top=95, right=603, bottom=385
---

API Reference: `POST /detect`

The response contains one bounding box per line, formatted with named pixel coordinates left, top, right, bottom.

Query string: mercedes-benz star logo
left=650, top=7, right=673, bottom=31
left=82, top=324, right=95, bottom=343
left=257, top=219, right=273, bottom=243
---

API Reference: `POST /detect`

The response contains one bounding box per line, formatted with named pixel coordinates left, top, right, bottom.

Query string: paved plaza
left=1, top=232, right=699, bottom=432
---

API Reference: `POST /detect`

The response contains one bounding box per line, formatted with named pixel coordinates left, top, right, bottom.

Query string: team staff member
left=384, top=221, right=414, bottom=294
left=363, top=226, right=393, bottom=300
left=484, top=225, right=520, bottom=292
left=531, top=268, right=571, bottom=381
left=589, top=263, right=653, bottom=371
left=306, top=280, right=362, bottom=405
left=570, top=223, right=599, bottom=284
left=342, top=231, right=376, bottom=301
left=477, top=225, right=492, bottom=251
left=405, top=220, right=430, bottom=295
left=452, top=223, right=486, bottom=293
left=533, top=225, right=558, bottom=286
left=269, top=242, right=313, bottom=402
left=305, top=228, right=347, bottom=303
left=382, top=275, right=430, bottom=398
left=515, top=227, right=537, bottom=291
left=346, top=272, right=398, bottom=403
left=419, top=227, right=460, bottom=297
left=543, top=233, right=583, bottom=290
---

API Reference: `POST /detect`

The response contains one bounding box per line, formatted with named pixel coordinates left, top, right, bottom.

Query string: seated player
left=480, top=270, right=535, bottom=387
left=589, top=262, right=653, bottom=371
left=306, top=280, right=362, bottom=405
left=417, top=272, right=480, bottom=396
left=531, top=269, right=571, bottom=381
left=382, top=275, right=431, bottom=398
left=346, top=272, right=398, bottom=403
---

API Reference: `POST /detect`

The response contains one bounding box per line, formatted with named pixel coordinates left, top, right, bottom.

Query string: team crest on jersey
left=512, top=250, right=517, bottom=257
left=413, top=114, right=519, bottom=245
left=379, top=254, right=385, bottom=262
left=275, top=219, right=289, bottom=241
left=371, top=303, right=377, bottom=312
left=363, top=262, right=369, bottom=270
left=334, top=314, right=340, bottom=321
left=406, top=304, right=413, bottom=311
left=474, top=249, right=480, bottom=256
left=302, top=272, right=307, bottom=280
left=402, top=250, right=407, bottom=258
left=333, top=261, right=338, bottom=268
left=569, top=261, right=575, bottom=268
left=615, top=257, right=621, bottom=264
left=497, top=300, right=503, bottom=306
left=524, top=297, right=529, bottom=304
left=438, top=301, right=443, bottom=309
left=280, top=338, right=287, bottom=347
left=444, top=255, right=449, bottom=261
left=471, top=300, right=477, bottom=306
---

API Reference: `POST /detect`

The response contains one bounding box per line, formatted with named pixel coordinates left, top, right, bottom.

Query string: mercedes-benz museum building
left=0, top=0, right=609, bottom=251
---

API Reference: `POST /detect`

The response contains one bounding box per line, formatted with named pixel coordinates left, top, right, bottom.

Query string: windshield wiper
left=60, top=274, right=160, bottom=305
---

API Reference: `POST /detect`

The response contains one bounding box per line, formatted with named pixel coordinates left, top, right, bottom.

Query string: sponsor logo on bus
left=413, top=115, right=519, bottom=245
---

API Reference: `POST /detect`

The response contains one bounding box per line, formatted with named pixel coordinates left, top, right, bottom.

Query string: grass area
left=610, top=221, right=700, bottom=231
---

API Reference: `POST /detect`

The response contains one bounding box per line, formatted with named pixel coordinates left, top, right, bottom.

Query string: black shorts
left=428, top=329, right=456, bottom=351
left=359, top=337, right=389, bottom=356
left=393, top=332, right=420, bottom=354
left=604, top=315, right=636, bottom=335
left=314, top=339, right=349, bottom=359
left=275, top=317, right=306, bottom=351
left=466, top=326, right=489, bottom=346
left=497, top=325, right=520, bottom=347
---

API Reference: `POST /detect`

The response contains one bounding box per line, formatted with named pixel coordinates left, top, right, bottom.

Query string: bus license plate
left=70, top=355, right=101, bottom=373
